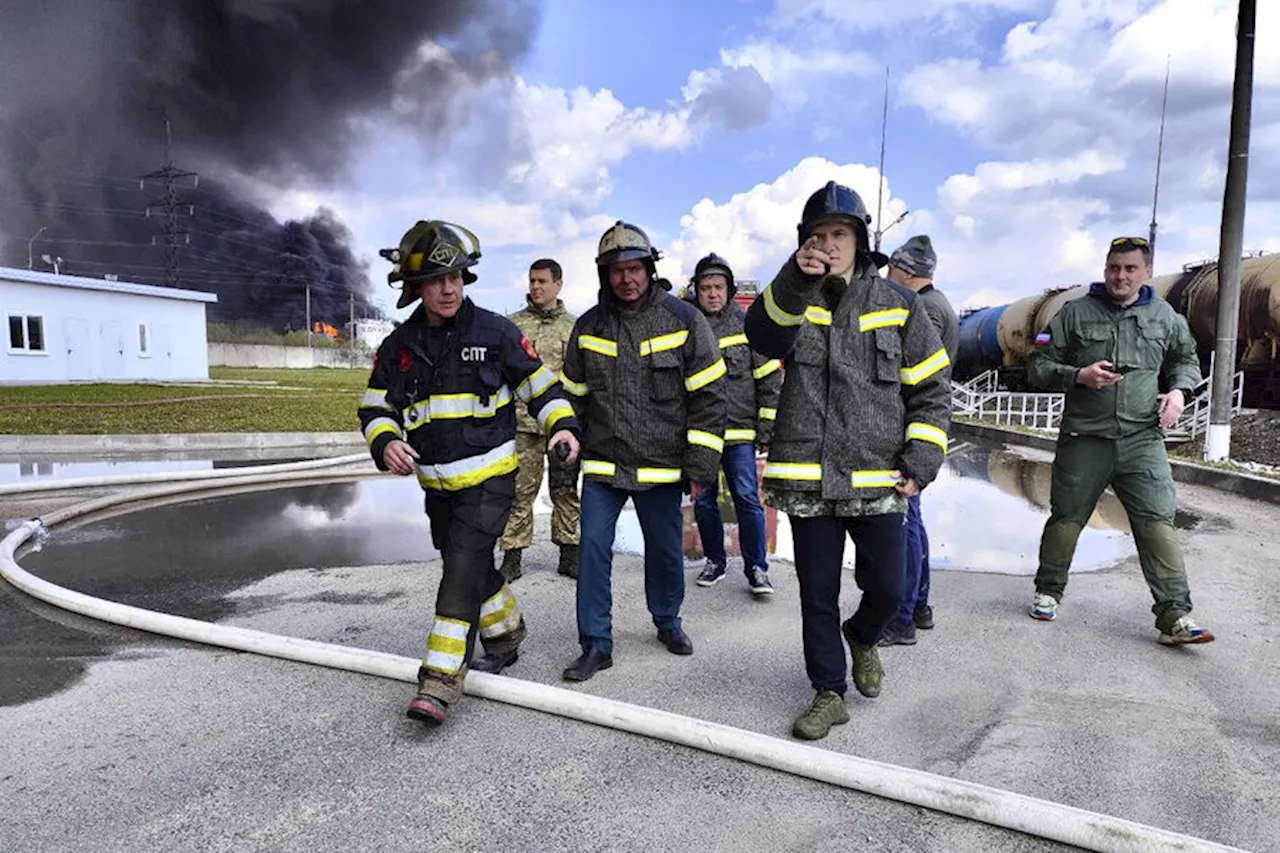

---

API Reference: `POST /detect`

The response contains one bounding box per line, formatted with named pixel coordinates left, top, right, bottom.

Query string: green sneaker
left=843, top=621, right=884, bottom=698
left=791, top=689, right=849, bottom=740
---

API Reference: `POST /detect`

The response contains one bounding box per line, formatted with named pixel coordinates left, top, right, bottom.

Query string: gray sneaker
left=791, top=689, right=849, bottom=740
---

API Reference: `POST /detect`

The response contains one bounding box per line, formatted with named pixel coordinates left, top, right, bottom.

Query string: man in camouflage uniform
left=499, top=258, right=581, bottom=581
left=1027, top=236, right=1213, bottom=646
left=880, top=235, right=959, bottom=645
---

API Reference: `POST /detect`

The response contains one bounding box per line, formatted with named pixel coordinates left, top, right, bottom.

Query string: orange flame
left=313, top=321, right=340, bottom=340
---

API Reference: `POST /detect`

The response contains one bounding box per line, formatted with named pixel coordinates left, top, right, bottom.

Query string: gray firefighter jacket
left=744, top=257, right=952, bottom=501
left=690, top=299, right=783, bottom=446
left=561, top=280, right=727, bottom=491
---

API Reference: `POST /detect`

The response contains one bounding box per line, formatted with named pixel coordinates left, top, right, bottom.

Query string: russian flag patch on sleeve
left=1034, top=332, right=1052, bottom=346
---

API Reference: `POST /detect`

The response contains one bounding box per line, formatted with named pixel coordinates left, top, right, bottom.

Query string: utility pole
left=305, top=282, right=312, bottom=358
left=349, top=292, right=355, bottom=360
left=1148, top=55, right=1171, bottom=270
left=27, top=227, right=47, bottom=270
left=140, top=117, right=198, bottom=288
left=1205, top=0, right=1256, bottom=462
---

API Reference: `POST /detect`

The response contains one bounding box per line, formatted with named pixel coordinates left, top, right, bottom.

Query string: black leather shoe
left=471, top=649, right=519, bottom=674
left=562, top=648, right=613, bottom=682
left=657, top=626, right=693, bottom=655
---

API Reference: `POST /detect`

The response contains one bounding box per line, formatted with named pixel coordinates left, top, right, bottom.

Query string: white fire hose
left=0, top=467, right=1249, bottom=853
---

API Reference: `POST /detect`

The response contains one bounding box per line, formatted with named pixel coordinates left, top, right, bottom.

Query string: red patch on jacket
left=397, top=349, right=413, bottom=372
left=520, top=335, right=539, bottom=359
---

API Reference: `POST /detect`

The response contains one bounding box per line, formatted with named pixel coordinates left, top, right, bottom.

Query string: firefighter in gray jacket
left=684, top=253, right=782, bottom=595
left=745, top=182, right=951, bottom=740
left=559, top=221, right=728, bottom=682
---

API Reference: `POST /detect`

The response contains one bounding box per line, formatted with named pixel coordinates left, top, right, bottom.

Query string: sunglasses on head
left=1110, top=236, right=1149, bottom=249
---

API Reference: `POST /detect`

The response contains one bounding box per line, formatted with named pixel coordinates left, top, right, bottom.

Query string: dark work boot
left=563, top=648, right=613, bottom=682
left=877, top=619, right=918, bottom=647
left=657, top=626, right=694, bottom=655
left=913, top=605, right=934, bottom=630
left=557, top=544, right=579, bottom=579
left=471, top=649, right=519, bottom=674
left=500, top=548, right=523, bottom=582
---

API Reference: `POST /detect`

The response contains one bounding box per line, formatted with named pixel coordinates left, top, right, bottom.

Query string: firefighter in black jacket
left=357, top=220, right=580, bottom=726
left=684, top=253, right=782, bottom=595
left=745, top=183, right=951, bottom=741
left=559, top=221, right=727, bottom=682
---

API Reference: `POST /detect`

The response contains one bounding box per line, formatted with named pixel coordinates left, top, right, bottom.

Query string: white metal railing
left=951, top=367, right=1244, bottom=439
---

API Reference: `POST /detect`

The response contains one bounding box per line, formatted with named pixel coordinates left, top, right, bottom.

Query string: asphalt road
left=1, top=448, right=1274, bottom=853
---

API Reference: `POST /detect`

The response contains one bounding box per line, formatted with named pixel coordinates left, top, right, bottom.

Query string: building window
left=138, top=322, right=151, bottom=357
left=7, top=314, right=46, bottom=353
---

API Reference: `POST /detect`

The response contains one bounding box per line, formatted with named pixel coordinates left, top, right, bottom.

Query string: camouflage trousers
left=499, top=431, right=580, bottom=550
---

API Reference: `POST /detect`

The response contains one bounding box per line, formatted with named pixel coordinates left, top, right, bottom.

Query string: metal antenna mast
left=874, top=66, right=889, bottom=253
left=140, top=117, right=198, bottom=288
left=1148, top=55, right=1172, bottom=269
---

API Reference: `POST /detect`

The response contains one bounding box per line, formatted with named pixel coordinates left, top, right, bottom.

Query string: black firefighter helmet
left=381, top=220, right=482, bottom=309
left=690, top=252, right=736, bottom=297
left=798, top=181, right=873, bottom=248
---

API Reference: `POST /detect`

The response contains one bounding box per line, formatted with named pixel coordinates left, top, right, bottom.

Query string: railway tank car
left=954, top=254, right=1280, bottom=408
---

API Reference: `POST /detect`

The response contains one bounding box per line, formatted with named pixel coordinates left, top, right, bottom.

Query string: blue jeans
left=896, top=494, right=931, bottom=623
left=692, top=443, right=769, bottom=572
left=577, top=479, right=685, bottom=654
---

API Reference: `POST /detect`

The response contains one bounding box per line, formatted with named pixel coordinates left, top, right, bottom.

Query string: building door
left=100, top=321, right=125, bottom=379
left=64, top=317, right=94, bottom=379
left=154, top=324, right=172, bottom=378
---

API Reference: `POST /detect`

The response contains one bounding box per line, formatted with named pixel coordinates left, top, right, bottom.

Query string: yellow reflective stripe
left=685, top=358, right=727, bottom=392
left=687, top=429, right=725, bottom=452
left=906, top=422, right=949, bottom=451
left=763, top=462, right=822, bottom=480
left=582, top=459, right=616, bottom=477
left=763, top=284, right=804, bottom=327
left=416, top=440, right=518, bottom=492
left=718, top=333, right=749, bottom=349
left=478, top=584, right=521, bottom=638
left=427, top=388, right=512, bottom=420
left=899, top=347, right=951, bottom=385
left=560, top=372, right=589, bottom=397
left=757, top=407, right=777, bottom=421
left=637, top=467, right=682, bottom=484
left=805, top=306, right=832, bottom=326
left=640, top=330, right=689, bottom=356
left=516, top=365, right=557, bottom=402
left=363, top=417, right=402, bottom=446
left=725, top=428, right=757, bottom=442
left=579, top=335, right=618, bottom=357
left=403, top=400, right=431, bottom=431
left=858, top=308, right=909, bottom=331
left=851, top=470, right=901, bottom=488
left=753, top=359, right=782, bottom=379
left=424, top=616, right=470, bottom=674
left=537, top=398, right=575, bottom=433
left=361, top=388, right=394, bottom=410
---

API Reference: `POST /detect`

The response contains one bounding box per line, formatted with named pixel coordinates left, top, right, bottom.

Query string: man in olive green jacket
left=499, top=258, right=581, bottom=581
left=1027, top=237, right=1213, bottom=646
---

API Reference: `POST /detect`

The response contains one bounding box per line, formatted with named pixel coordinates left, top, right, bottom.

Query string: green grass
left=0, top=368, right=372, bottom=434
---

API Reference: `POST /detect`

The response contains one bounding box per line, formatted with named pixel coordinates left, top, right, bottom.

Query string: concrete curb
left=0, top=432, right=365, bottom=455
left=952, top=420, right=1280, bottom=505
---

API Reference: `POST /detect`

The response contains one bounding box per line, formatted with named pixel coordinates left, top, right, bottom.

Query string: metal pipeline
left=0, top=469, right=1248, bottom=853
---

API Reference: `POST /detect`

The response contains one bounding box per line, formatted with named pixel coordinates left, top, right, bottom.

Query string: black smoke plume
left=0, top=0, right=538, bottom=329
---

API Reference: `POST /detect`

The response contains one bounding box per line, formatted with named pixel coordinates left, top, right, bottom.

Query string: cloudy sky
left=272, top=0, right=1278, bottom=319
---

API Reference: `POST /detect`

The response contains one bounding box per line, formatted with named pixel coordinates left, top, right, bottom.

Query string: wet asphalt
left=0, top=443, right=1274, bottom=852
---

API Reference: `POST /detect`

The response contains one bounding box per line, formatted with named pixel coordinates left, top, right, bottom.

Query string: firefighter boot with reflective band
left=500, top=548, right=523, bottom=582
left=406, top=692, right=448, bottom=726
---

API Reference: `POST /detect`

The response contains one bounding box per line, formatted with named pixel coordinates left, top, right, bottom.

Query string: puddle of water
left=602, top=445, right=1136, bottom=575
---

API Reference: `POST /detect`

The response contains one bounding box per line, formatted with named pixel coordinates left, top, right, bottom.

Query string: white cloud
left=663, top=156, right=909, bottom=286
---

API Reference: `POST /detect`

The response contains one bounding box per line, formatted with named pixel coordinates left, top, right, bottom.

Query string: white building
left=1, top=266, right=217, bottom=383
left=352, top=317, right=396, bottom=350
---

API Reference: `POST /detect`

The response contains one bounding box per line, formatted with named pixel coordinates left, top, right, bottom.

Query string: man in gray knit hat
left=882, top=235, right=958, bottom=645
